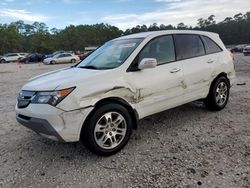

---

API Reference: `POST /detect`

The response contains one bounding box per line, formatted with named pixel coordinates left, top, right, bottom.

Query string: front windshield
left=77, top=38, right=143, bottom=70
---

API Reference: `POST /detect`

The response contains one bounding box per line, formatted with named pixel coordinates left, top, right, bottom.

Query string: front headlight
left=31, top=87, right=75, bottom=106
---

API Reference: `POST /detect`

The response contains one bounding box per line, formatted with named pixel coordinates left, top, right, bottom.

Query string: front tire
left=0, top=59, right=6, bottom=63
left=204, top=77, right=230, bottom=111
left=50, top=60, right=56, bottom=64
left=81, top=103, right=133, bottom=156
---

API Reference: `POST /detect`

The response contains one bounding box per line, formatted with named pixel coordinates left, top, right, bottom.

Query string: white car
left=16, top=30, right=235, bottom=155
left=43, top=53, right=80, bottom=64
left=243, top=45, right=250, bottom=56
left=0, top=53, right=25, bottom=63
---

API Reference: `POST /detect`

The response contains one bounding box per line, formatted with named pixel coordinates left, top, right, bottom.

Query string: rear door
left=126, top=35, right=184, bottom=118
left=56, top=54, right=65, bottom=63
left=64, top=54, right=72, bottom=63
left=173, top=34, right=212, bottom=101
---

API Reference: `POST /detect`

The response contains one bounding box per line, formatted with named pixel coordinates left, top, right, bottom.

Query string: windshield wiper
left=78, top=65, right=99, bottom=70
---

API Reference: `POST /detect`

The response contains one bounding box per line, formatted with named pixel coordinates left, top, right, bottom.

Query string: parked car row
left=230, top=44, right=250, bottom=55
left=0, top=48, right=97, bottom=64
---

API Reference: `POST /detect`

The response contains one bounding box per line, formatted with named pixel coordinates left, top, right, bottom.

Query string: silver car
left=43, top=53, right=80, bottom=64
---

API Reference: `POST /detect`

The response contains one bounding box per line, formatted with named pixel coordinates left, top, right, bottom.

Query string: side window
left=201, top=36, right=222, bottom=54
left=58, top=54, right=64, bottom=58
left=174, top=34, right=205, bottom=60
left=138, top=35, right=175, bottom=65
left=65, top=54, right=72, bottom=57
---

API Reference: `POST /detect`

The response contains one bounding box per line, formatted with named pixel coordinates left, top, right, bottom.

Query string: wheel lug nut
left=109, top=132, right=112, bottom=136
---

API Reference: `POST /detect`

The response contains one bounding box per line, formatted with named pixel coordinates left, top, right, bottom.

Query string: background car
left=19, top=53, right=45, bottom=63
left=230, top=44, right=248, bottom=53
left=45, top=50, right=65, bottom=59
left=0, top=53, right=25, bottom=63
left=243, top=46, right=250, bottom=56
left=43, top=53, right=80, bottom=64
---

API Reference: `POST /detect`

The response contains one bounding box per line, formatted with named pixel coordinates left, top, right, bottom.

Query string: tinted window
left=64, top=54, right=72, bottom=57
left=139, top=35, right=175, bottom=65
left=174, top=34, right=205, bottom=60
left=201, top=36, right=222, bottom=54
left=58, top=54, right=64, bottom=58
left=8, top=54, right=18, bottom=57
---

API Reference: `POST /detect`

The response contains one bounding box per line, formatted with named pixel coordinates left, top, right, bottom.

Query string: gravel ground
left=0, top=54, right=249, bottom=188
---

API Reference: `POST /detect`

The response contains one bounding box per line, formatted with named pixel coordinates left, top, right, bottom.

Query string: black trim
left=16, top=114, right=65, bottom=142
left=126, top=33, right=224, bottom=72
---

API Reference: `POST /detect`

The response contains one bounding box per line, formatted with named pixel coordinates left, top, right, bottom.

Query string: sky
left=0, top=0, right=250, bottom=30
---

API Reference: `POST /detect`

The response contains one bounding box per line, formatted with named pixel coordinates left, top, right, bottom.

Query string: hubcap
left=94, top=112, right=127, bottom=149
left=215, top=82, right=228, bottom=106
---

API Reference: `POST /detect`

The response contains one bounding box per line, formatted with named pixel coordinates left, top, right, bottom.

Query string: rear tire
left=204, top=77, right=230, bottom=111
left=71, top=59, right=76, bottom=63
left=81, top=103, right=133, bottom=156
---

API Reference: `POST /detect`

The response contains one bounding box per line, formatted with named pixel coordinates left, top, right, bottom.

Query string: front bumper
left=16, top=114, right=65, bottom=141
left=15, top=103, right=93, bottom=142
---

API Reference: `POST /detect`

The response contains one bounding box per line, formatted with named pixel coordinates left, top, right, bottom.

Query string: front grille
left=17, top=91, right=36, bottom=108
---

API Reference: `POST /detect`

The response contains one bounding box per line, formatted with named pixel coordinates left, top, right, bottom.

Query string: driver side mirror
left=138, top=58, right=157, bottom=70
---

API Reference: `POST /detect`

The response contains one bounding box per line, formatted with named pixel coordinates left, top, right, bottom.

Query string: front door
left=126, top=35, right=184, bottom=118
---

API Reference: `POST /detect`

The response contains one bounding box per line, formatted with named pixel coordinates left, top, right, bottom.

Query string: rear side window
left=174, top=34, right=205, bottom=60
left=64, top=54, right=72, bottom=57
left=138, top=35, right=175, bottom=65
left=58, top=54, right=65, bottom=58
left=201, top=36, right=222, bottom=54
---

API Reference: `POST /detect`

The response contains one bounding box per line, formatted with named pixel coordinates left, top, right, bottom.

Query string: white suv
left=16, top=30, right=235, bottom=155
left=0, top=53, right=25, bottom=63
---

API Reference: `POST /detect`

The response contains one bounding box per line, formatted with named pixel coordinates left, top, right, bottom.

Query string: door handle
left=170, top=68, right=181, bottom=73
left=207, top=60, right=214, bottom=64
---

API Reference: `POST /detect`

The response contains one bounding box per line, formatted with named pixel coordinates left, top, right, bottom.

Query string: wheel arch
left=212, top=72, right=229, bottom=85
left=81, top=97, right=138, bottom=137
left=208, top=72, right=230, bottom=96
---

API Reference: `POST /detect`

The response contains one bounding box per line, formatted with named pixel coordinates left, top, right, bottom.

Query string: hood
left=22, top=67, right=104, bottom=91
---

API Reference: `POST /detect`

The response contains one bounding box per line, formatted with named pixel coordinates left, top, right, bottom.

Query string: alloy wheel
left=215, top=82, right=228, bottom=106
left=94, top=112, right=127, bottom=149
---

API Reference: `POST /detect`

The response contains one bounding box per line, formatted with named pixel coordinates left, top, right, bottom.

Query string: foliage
left=0, top=11, right=249, bottom=54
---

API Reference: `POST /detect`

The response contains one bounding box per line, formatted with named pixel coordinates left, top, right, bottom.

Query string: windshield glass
left=77, top=38, right=143, bottom=70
